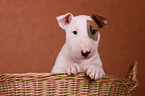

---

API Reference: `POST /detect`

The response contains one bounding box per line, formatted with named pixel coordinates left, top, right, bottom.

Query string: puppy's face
left=57, top=13, right=107, bottom=59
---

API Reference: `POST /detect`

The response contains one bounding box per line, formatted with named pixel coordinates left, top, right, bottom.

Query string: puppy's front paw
left=86, top=64, right=105, bottom=80
left=66, top=64, right=83, bottom=75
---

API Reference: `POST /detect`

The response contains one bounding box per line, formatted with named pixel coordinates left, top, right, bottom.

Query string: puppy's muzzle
left=81, top=50, right=91, bottom=57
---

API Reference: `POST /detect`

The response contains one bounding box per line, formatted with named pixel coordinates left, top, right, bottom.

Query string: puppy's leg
left=86, top=63, right=105, bottom=80
left=66, top=64, right=84, bottom=75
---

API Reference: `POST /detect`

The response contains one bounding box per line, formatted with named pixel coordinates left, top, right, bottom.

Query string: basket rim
left=0, top=72, right=130, bottom=84
left=0, top=62, right=138, bottom=90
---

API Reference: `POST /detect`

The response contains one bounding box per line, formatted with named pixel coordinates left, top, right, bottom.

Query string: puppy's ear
left=56, top=13, right=73, bottom=29
left=91, top=14, right=108, bottom=28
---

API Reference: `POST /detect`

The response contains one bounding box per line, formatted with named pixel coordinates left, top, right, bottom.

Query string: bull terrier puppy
left=51, top=13, right=108, bottom=80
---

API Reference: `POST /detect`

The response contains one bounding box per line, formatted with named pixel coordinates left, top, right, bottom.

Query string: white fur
left=51, top=13, right=105, bottom=80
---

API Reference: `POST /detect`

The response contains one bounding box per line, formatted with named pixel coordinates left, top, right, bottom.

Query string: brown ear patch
left=87, top=19, right=99, bottom=41
left=87, top=14, right=108, bottom=41
left=91, top=14, right=108, bottom=28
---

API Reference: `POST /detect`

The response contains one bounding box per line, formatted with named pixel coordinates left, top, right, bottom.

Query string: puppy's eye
left=90, top=25, right=97, bottom=35
left=73, top=31, right=77, bottom=35
left=91, top=30, right=97, bottom=35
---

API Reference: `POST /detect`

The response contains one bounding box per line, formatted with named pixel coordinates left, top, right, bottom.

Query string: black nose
left=81, top=50, right=91, bottom=57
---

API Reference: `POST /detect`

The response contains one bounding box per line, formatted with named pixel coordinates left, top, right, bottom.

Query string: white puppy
left=51, top=13, right=108, bottom=80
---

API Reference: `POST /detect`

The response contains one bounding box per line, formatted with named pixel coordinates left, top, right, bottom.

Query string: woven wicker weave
left=0, top=62, right=138, bottom=96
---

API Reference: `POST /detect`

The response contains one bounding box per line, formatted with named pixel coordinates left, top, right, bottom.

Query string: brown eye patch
left=90, top=25, right=97, bottom=35
left=87, top=19, right=100, bottom=41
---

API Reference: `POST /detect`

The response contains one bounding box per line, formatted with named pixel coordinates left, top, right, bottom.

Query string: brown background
left=0, top=0, right=144, bottom=95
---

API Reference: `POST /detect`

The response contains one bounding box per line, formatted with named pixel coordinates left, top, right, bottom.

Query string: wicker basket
left=0, top=62, right=138, bottom=96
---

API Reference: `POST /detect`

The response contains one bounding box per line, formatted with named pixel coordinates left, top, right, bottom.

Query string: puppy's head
left=56, top=13, right=108, bottom=59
